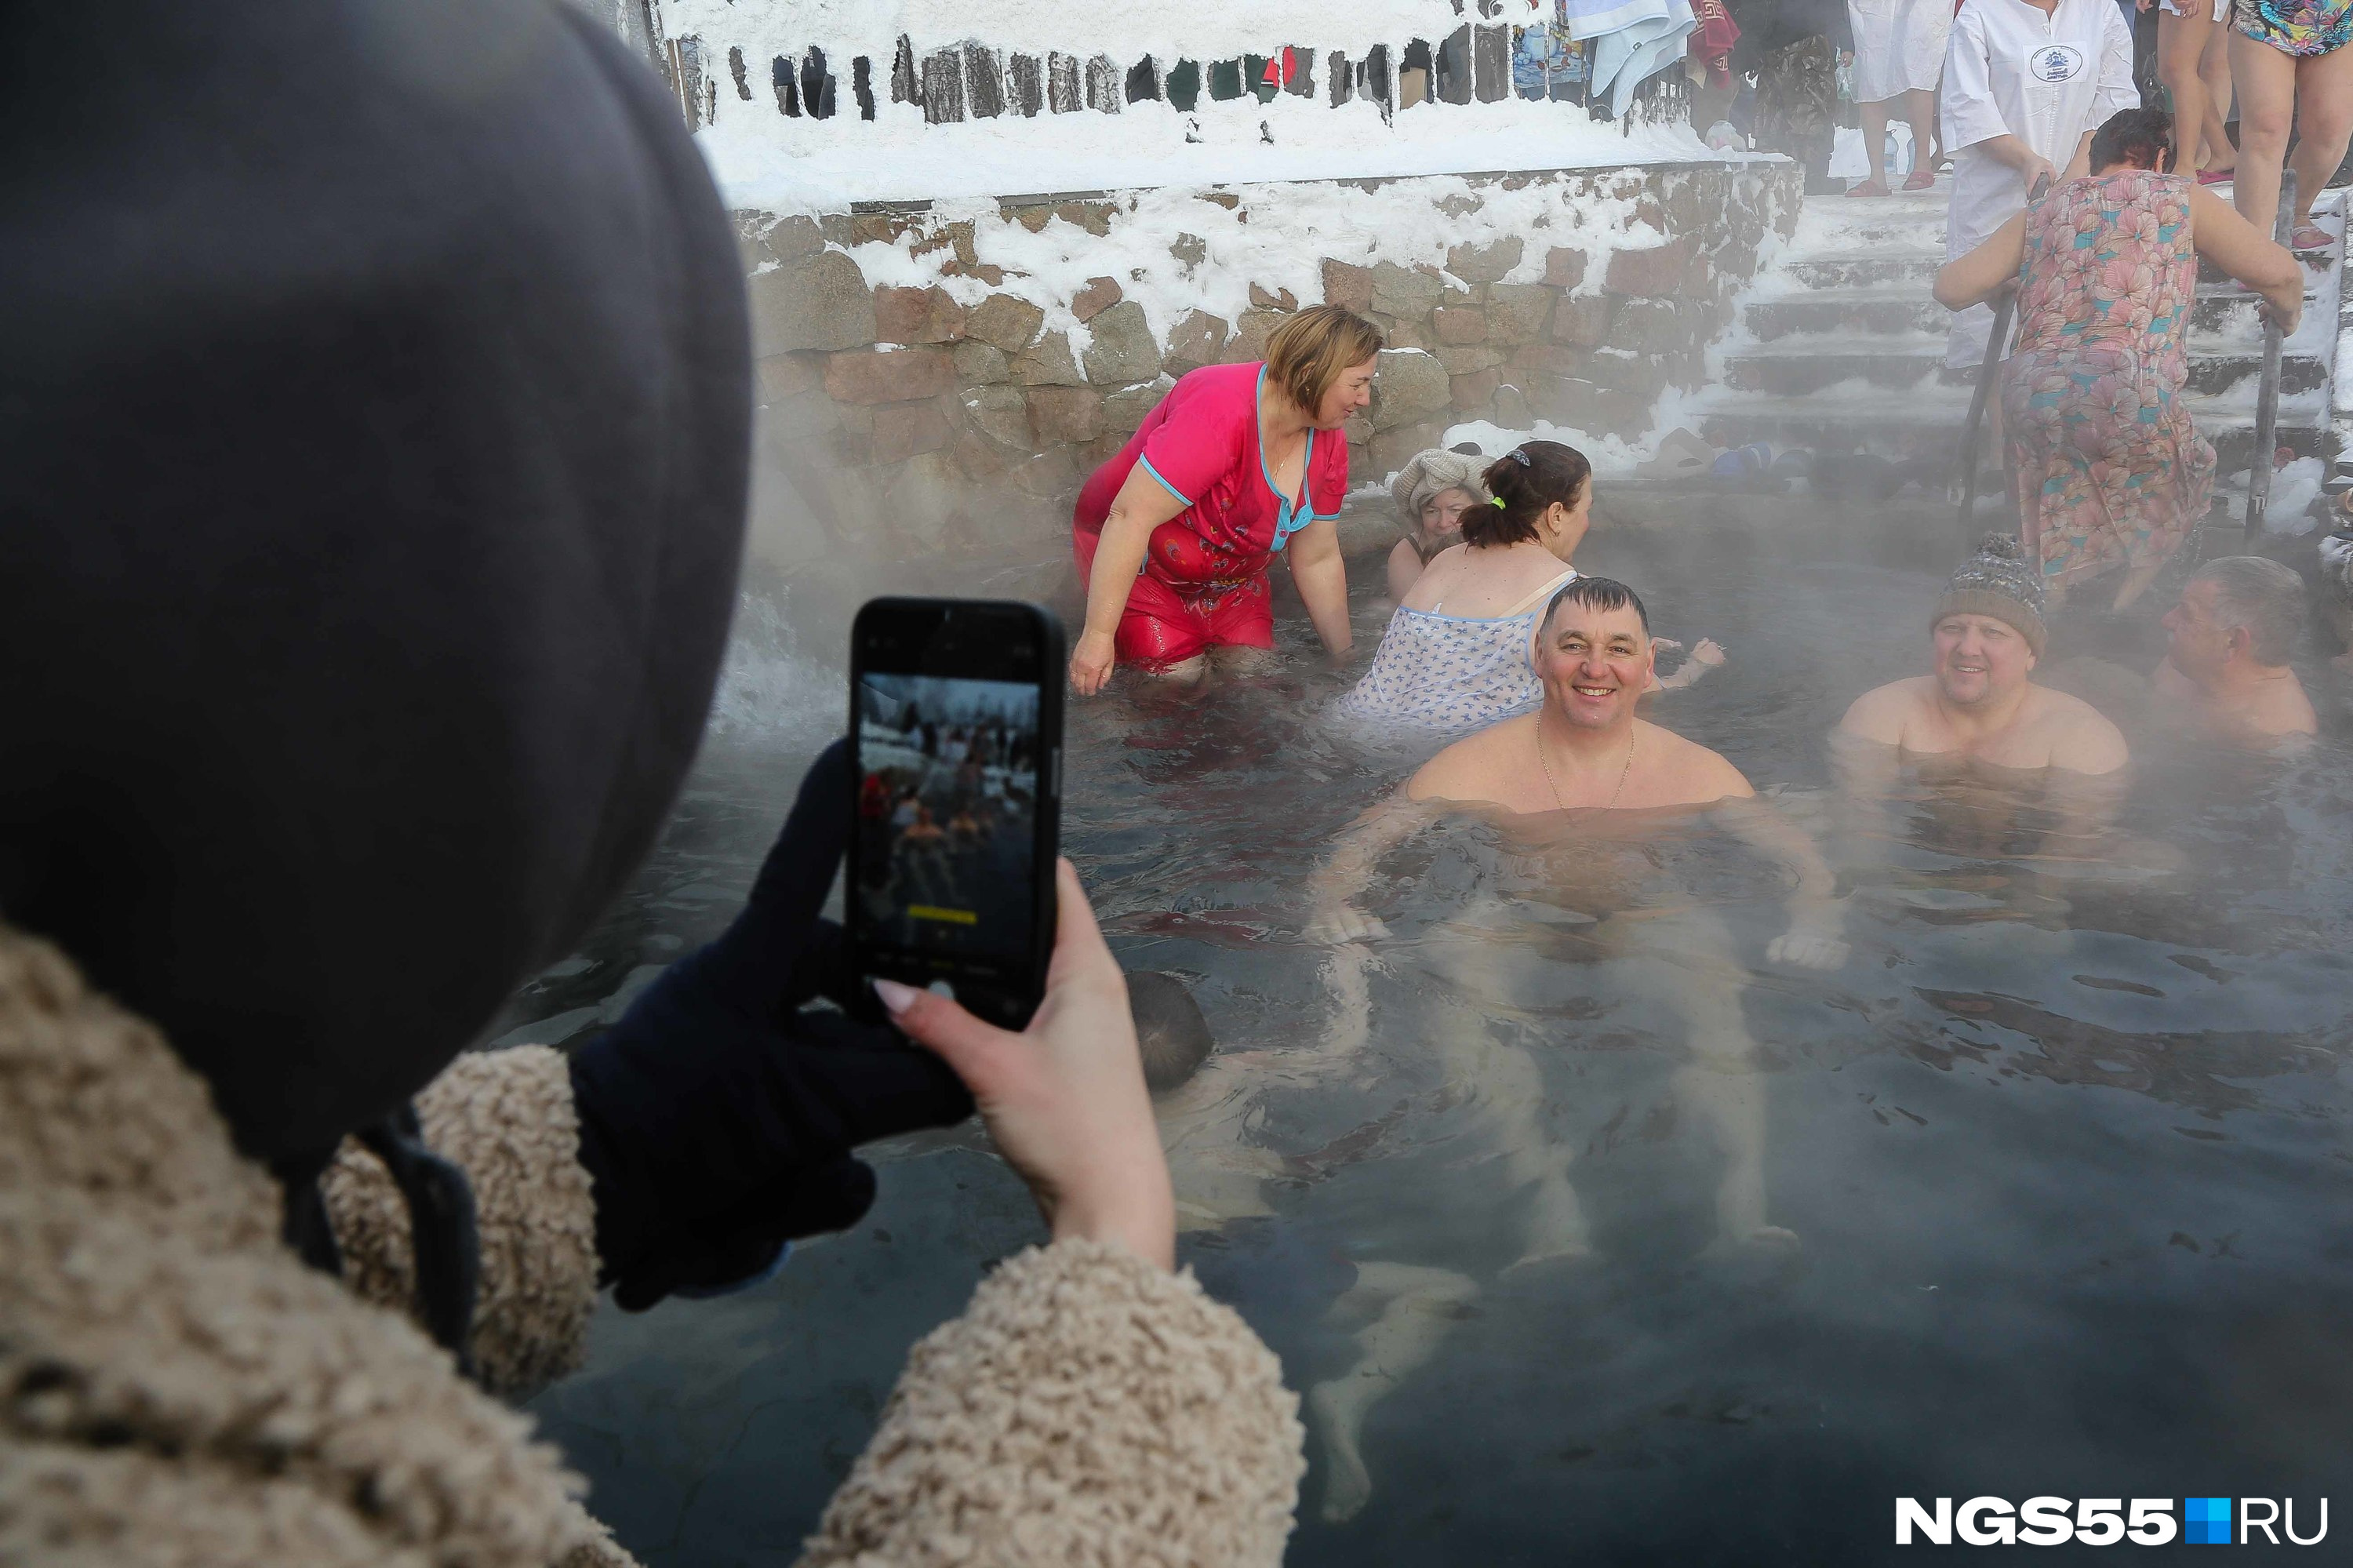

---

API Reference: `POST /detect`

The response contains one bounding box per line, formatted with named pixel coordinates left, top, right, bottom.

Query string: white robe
left=1848, top=0, right=1955, bottom=105
left=1939, top=0, right=2139, bottom=366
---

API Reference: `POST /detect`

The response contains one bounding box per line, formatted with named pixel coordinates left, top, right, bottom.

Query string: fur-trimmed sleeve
left=796, top=1239, right=1304, bottom=1568
left=322, top=1046, right=600, bottom=1399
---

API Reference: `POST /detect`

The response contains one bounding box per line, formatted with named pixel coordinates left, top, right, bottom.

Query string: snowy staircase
left=1687, top=182, right=2347, bottom=482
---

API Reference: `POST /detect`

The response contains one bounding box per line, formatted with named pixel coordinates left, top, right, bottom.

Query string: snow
left=701, top=93, right=1747, bottom=214
left=808, top=168, right=1701, bottom=376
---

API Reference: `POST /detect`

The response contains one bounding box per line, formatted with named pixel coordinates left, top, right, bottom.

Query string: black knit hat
left=1935, top=533, right=2047, bottom=657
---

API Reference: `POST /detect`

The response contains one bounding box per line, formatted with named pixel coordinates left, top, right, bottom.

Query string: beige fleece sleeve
left=796, top=1239, right=1304, bottom=1568
left=322, top=1046, right=600, bottom=1399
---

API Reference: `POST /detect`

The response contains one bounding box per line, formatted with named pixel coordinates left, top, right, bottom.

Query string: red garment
left=1691, top=0, right=1742, bottom=86
left=1071, top=362, right=1348, bottom=669
left=1072, top=526, right=1274, bottom=666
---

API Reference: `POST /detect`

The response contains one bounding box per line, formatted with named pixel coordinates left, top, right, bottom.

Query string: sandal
left=1902, top=169, right=1937, bottom=191
left=2195, top=167, right=2235, bottom=186
left=1845, top=178, right=1889, bottom=198
left=2290, top=223, right=2333, bottom=252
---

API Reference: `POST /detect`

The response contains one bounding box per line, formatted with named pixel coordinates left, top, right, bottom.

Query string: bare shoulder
left=1406, top=715, right=1529, bottom=803
left=2030, top=685, right=2129, bottom=773
left=1639, top=721, right=1756, bottom=804
left=1838, top=678, right=1931, bottom=741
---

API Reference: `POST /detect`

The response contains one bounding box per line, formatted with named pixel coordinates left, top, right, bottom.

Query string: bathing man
left=1838, top=533, right=2129, bottom=775
left=2155, top=556, right=2318, bottom=745
left=1300, top=576, right=1846, bottom=1523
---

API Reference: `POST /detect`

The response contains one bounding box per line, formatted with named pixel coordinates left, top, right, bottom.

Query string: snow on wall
left=631, top=0, right=1730, bottom=212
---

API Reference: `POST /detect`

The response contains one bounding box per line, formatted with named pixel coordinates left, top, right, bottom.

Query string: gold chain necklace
left=1537, top=722, right=1635, bottom=810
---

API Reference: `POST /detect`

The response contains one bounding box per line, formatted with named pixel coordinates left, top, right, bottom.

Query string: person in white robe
left=1846, top=0, right=1956, bottom=192
left=1940, top=0, right=2139, bottom=366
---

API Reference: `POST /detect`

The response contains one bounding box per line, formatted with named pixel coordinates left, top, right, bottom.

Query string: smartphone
left=848, top=597, right=1064, bottom=1030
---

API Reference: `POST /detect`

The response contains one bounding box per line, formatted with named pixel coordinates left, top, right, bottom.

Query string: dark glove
left=569, top=740, right=975, bottom=1311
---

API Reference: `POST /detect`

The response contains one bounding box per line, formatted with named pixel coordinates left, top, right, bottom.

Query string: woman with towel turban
left=1386, top=447, right=1490, bottom=599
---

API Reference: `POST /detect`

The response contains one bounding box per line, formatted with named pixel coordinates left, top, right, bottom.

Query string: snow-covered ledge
left=740, top=162, right=1799, bottom=556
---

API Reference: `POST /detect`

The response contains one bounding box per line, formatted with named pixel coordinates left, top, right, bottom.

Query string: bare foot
left=1309, top=1380, right=1377, bottom=1523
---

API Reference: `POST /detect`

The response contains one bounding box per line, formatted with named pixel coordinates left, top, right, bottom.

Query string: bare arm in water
left=1304, top=795, right=1439, bottom=944
left=1711, top=794, right=1850, bottom=970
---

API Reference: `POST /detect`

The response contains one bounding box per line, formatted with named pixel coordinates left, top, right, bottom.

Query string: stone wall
left=737, top=160, right=1802, bottom=555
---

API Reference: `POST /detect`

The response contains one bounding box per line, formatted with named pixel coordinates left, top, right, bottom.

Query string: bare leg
left=1208, top=642, right=1277, bottom=676
left=2232, top=32, right=2299, bottom=237
left=1307, top=1262, right=1480, bottom=1524
left=2198, top=18, right=2236, bottom=173
left=1140, top=653, right=1209, bottom=686
left=1859, top=96, right=1893, bottom=187
left=2287, top=46, right=2353, bottom=231
left=2159, top=8, right=2216, bottom=180
left=1603, top=911, right=1796, bottom=1250
left=1904, top=89, right=1936, bottom=178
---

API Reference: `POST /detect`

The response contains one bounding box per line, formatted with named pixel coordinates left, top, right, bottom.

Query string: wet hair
left=1265, top=304, right=1384, bottom=417
left=2090, top=107, right=2175, bottom=173
left=1540, top=573, right=1649, bottom=638
left=1466, top=438, right=1591, bottom=548
left=2194, top=555, right=2307, bottom=665
left=1128, top=970, right=1214, bottom=1092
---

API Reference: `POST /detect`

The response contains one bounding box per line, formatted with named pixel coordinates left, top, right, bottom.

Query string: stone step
left=1694, top=389, right=2326, bottom=472
left=1741, top=286, right=2309, bottom=343
left=1719, top=343, right=2330, bottom=398
left=1776, top=246, right=2333, bottom=296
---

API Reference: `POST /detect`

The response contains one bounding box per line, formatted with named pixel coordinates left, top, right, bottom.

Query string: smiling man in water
left=1297, top=576, right=1849, bottom=1523
left=1838, top=533, right=2129, bottom=774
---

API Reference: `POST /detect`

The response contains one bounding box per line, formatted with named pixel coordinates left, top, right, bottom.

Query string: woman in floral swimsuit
left=1934, top=108, right=2304, bottom=608
left=2231, top=0, right=2353, bottom=248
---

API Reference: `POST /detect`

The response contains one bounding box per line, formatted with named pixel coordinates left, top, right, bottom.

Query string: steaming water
left=517, top=513, right=2353, bottom=1563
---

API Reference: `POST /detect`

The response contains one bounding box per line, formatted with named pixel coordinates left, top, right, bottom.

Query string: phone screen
left=849, top=599, right=1062, bottom=1028
left=854, top=673, right=1041, bottom=962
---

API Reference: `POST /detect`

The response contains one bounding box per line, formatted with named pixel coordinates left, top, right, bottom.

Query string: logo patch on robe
left=2028, top=44, right=2086, bottom=83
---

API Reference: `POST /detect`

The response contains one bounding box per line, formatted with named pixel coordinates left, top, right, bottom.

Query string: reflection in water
left=522, top=523, right=2353, bottom=1564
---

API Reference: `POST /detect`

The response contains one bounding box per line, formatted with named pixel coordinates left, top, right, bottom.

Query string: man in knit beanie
left=1836, top=535, right=2127, bottom=775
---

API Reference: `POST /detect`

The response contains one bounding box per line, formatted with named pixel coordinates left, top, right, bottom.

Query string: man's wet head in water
left=1537, top=577, right=1656, bottom=733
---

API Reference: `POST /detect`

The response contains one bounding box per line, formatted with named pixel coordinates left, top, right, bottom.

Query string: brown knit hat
left=1934, top=533, right=2046, bottom=657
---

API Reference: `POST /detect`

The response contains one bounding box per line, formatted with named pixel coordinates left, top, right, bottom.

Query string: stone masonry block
left=1007, top=446, right=1079, bottom=499
left=758, top=214, right=824, bottom=261
left=1511, top=342, right=1585, bottom=380
left=1162, top=310, right=1229, bottom=375
left=1071, top=275, right=1124, bottom=322
left=1249, top=282, right=1299, bottom=311
left=1369, top=417, right=1448, bottom=475
left=1369, top=348, right=1449, bottom=432
left=871, top=401, right=955, bottom=463
left=1026, top=384, right=1104, bottom=444
left=1369, top=260, right=1442, bottom=320
left=961, top=384, right=1033, bottom=449
left=1435, top=344, right=1504, bottom=376
left=1445, top=236, right=1523, bottom=285
left=967, top=293, right=1046, bottom=352
left=755, top=351, right=822, bottom=404
left=1322, top=258, right=1375, bottom=312
left=1011, top=329, right=1086, bottom=386
left=1080, top=300, right=1160, bottom=385
left=749, top=251, right=878, bottom=355
left=1543, top=246, right=1588, bottom=289
left=1433, top=307, right=1487, bottom=346
left=1224, top=307, right=1289, bottom=365
left=1602, top=299, right=1686, bottom=356
left=824, top=345, right=954, bottom=405
left=953, top=341, right=1010, bottom=384
left=1550, top=294, right=1612, bottom=348
left=1486, top=283, right=1553, bottom=346
left=873, top=285, right=968, bottom=344
left=1450, top=366, right=1502, bottom=410
left=1604, top=238, right=1694, bottom=299
left=1104, top=376, right=1173, bottom=435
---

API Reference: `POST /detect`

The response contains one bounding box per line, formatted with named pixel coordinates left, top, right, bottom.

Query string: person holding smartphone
left=1068, top=304, right=1383, bottom=694
left=3, top=3, right=1305, bottom=1563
